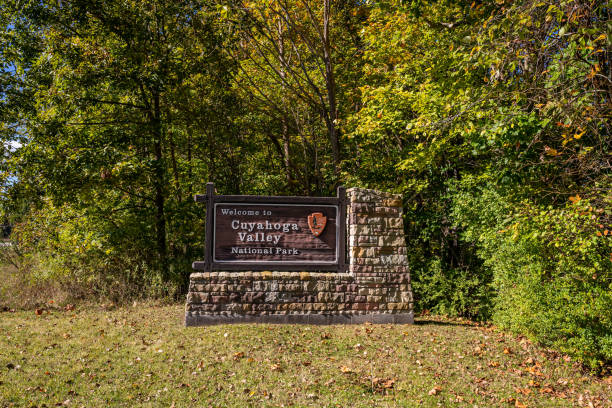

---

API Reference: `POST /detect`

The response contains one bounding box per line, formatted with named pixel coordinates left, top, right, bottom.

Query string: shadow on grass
left=414, top=319, right=478, bottom=327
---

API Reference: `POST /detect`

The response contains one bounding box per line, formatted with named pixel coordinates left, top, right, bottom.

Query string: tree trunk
left=277, top=18, right=292, bottom=187
left=152, top=92, right=168, bottom=281
left=322, top=0, right=340, bottom=173
left=167, top=112, right=182, bottom=203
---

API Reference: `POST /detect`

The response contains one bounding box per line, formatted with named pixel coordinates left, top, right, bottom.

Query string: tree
left=1, top=0, right=240, bottom=291
left=221, top=0, right=365, bottom=191
left=346, top=0, right=611, bottom=368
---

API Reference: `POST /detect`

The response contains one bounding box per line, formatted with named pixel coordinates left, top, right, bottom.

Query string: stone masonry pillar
left=347, top=188, right=414, bottom=323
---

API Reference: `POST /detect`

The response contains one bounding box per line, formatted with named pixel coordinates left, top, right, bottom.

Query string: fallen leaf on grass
left=375, top=378, right=395, bottom=389
left=428, top=386, right=441, bottom=395
left=340, top=365, right=353, bottom=374
left=364, top=377, right=397, bottom=393
left=270, top=363, right=281, bottom=372
left=528, top=380, right=540, bottom=387
left=514, top=387, right=531, bottom=395
left=35, top=309, right=43, bottom=316
left=233, top=352, right=244, bottom=360
left=515, top=400, right=527, bottom=408
left=525, top=366, right=543, bottom=376
left=321, top=333, right=331, bottom=339
left=489, top=361, right=500, bottom=367
left=504, top=348, right=512, bottom=354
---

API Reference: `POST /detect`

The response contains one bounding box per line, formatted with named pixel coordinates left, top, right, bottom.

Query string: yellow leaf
left=573, top=130, right=586, bottom=139
left=544, top=146, right=559, bottom=156
left=340, top=365, right=353, bottom=373
left=594, top=33, right=607, bottom=42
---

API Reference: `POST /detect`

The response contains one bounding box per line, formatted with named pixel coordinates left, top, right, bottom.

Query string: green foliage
left=452, top=183, right=612, bottom=371
left=343, top=0, right=498, bottom=319
left=344, top=0, right=610, bottom=370
left=0, top=0, right=610, bottom=370
left=411, top=257, right=493, bottom=320
left=10, top=201, right=179, bottom=300
left=1, top=0, right=242, bottom=295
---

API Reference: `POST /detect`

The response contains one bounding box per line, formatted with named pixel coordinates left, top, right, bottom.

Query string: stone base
left=185, top=311, right=414, bottom=326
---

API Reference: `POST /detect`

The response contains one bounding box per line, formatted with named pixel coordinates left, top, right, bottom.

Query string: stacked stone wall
left=185, top=187, right=413, bottom=325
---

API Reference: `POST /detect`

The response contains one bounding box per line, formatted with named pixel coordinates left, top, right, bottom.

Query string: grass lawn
left=0, top=304, right=610, bottom=407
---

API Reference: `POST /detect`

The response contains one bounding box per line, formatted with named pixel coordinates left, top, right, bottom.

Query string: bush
left=452, top=185, right=612, bottom=372
left=411, top=257, right=493, bottom=320
left=4, top=202, right=180, bottom=305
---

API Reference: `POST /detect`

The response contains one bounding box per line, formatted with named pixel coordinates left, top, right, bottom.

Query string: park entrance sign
left=186, top=185, right=414, bottom=326
left=193, top=183, right=346, bottom=272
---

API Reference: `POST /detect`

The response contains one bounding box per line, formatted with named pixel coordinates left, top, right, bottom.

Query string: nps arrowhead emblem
left=308, top=212, right=327, bottom=237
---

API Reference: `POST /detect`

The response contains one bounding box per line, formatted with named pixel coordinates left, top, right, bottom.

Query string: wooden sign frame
left=193, top=183, right=347, bottom=272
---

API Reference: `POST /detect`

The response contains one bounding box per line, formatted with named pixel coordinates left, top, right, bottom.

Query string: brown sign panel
left=213, top=204, right=338, bottom=264
left=192, top=183, right=346, bottom=272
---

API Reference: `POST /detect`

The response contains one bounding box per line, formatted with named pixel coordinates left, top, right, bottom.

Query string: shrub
left=5, top=202, right=180, bottom=305
left=411, top=257, right=493, bottom=320
left=453, top=185, right=612, bottom=372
